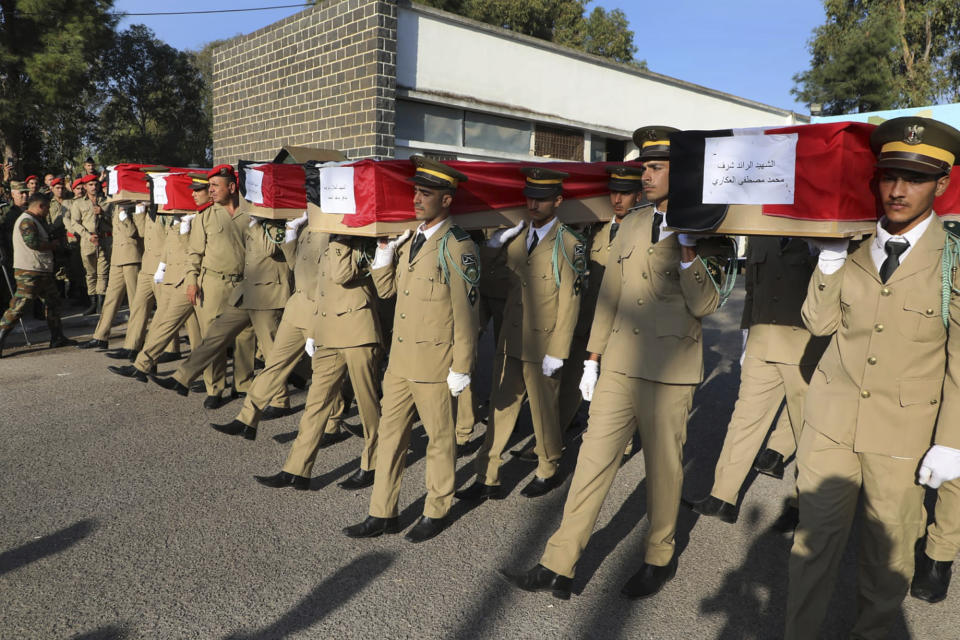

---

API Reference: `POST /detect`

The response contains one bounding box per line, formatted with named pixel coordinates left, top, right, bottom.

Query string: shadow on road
left=222, top=551, right=394, bottom=640
left=69, top=624, right=130, bottom=640
left=0, top=518, right=97, bottom=576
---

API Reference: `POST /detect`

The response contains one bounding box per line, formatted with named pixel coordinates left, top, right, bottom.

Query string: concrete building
left=212, top=0, right=807, bottom=166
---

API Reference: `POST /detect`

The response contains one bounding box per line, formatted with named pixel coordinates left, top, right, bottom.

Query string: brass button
left=930, top=399, right=939, bottom=405
left=861, top=389, right=871, bottom=398
left=818, top=283, right=826, bottom=291
left=926, top=309, right=934, bottom=316
left=522, top=281, right=527, bottom=287
left=867, top=356, right=877, bottom=365
left=874, top=323, right=884, bottom=332
left=321, top=312, right=326, bottom=317
left=637, top=298, right=644, bottom=305
left=642, top=273, right=648, bottom=279
left=403, top=290, right=409, bottom=296
left=397, top=336, right=403, bottom=342
left=400, top=313, right=406, bottom=319
left=633, top=328, right=640, bottom=334
left=881, top=287, right=891, bottom=296
left=648, top=248, right=654, bottom=254
left=429, top=277, right=434, bottom=282
left=665, top=270, right=671, bottom=276
left=408, top=266, right=414, bottom=272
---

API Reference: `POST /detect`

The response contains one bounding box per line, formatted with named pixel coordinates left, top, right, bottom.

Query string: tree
left=93, top=25, right=210, bottom=166
left=794, top=0, right=960, bottom=115
left=0, top=0, right=117, bottom=176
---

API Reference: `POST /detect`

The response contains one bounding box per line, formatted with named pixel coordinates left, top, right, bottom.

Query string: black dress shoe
left=338, top=468, right=375, bottom=490
left=318, top=431, right=348, bottom=448
left=621, top=557, right=678, bottom=599
left=770, top=503, right=800, bottom=534
left=211, top=420, right=246, bottom=436
left=343, top=515, right=401, bottom=538
left=77, top=338, right=108, bottom=350
left=49, top=334, right=77, bottom=348
left=190, top=381, right=205, bottom=393
left=242, top=426, right=257, bottom=441
left=455, top=481, right=503, bottom=501
left=106, top=349, right=135, bottom=361
left=341, top=421, right=363, bottom=439
left=253, top=470, right=309, bottom=490
left=685, top=495, right=739, bottom=524
left=151, top=375, right=189, bottom=396
left=753, top=449, right=785, bottom=479
left=510, top=446, right=538, bottom=462
left=230, top=389, right=247, bottom=400
left=520, top=474, right=563, bottom=498
left=261, top=405, right=287, bottom=420
left=108, top=365, right=147, bottom=382
left=203, top=395, right=225, bottom=410
left=500, top=564, right=571, bottom=600
left=404, top=516, right=446, bottom=543
left=156, top=351, right=182, bottom=364
left=912, top=551, right=953, bottom=603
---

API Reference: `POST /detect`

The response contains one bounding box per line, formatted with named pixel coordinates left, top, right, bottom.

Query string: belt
left=201, top=266, right=243, bottom=283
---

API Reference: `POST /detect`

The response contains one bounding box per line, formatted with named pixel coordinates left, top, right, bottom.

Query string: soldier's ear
left=936, top=174, right=951, bottom=197
left=554, top=194, right=564, bottom=208
left=441, top=192, right=453, bottom=208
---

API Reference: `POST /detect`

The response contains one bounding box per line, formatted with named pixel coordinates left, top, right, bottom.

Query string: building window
left=591, top=136, right=627, bottom=162
left=464, top=112, right=530, bottom=155
left=535, top=125, right=584, bottom=160
left=396, top=101, right=463, bottom=146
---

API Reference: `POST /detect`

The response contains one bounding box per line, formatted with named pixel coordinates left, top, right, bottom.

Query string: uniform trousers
left=123, top=274, right=187, bottom=354
left=765, top=408, right=798, bottom=460
left=0, top=270, right=62, bottom=333
left=283, top=344, right=381, bottom=477
left=172, top=305, right=287, bottom=408
left=453, top=295, right=507, bottom=445
left=92, top=262, right=139, bottom=341
left=786, top=426, right=926, bottom=640
left=927, top=479, right=960, bottom=562
left=81, top=246, right=109, bottom=296
left=475, top=354, right=563, bottom=484
left=134, top=284, right=204, bottom=377
left=193, top=271, right=256, bottom=396
left=710, top=356, right=812, bottom=505
left=369, top=370, right=456, bottom=520
left=540, top=371, right=694, bottom=577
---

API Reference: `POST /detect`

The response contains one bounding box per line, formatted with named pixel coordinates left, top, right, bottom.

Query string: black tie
left=651, top=211, right=663, bottom=244
left=528, top=230, right=539, bottom=255
left=880, top=238, right=909, bottom=283
left=408, top=232, right=426, bottom=263
left=609, top=221, right=620, bottom=243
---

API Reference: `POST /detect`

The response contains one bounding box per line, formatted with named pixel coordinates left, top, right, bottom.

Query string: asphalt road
left=0, top=287, right=957, bottom=639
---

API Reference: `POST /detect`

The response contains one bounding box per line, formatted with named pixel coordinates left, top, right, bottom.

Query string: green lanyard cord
left=553, top=226, right=585, bottom=288
left=942, top=233, right=960, bottom=327
left=697, top=238, right=739, bottom=308
left=438, top=231, right=481, bottom=287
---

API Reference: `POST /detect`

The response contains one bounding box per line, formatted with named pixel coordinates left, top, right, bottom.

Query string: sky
left=114, top=0, right=826, bottom=113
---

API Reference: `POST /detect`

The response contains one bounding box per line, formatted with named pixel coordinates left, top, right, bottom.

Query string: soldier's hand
left=579, top=360, right=599, bottom=401
left=541, top=355, right=563, bottom=377
left=153, top=262, right=166, bottom=284
left=372, top=229, right=411, bottom=268
left=186, top=284, right=201, bottom=306
left=918, top=445, right=960, bottom=489
left=806, top=238, right=849, bottom=275
left=446, top=368, right=470, bottom=397
left=284, top=212, right=308, bottom=243
left=304, top=338, right=316, bottom=357
left=179, top=214, right=196, bottom=235
left=488, top=220, right=525, bottom=248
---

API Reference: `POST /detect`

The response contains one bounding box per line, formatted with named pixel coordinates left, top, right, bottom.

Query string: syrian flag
left=666, top=122, right=880, bottom=232
left=238, top=160, right=308, bottom=211
left=148, top=172, right=198, bottom=213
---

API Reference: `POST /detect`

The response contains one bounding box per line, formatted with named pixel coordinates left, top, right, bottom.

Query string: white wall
left=397, top=7, right=801, bottom=137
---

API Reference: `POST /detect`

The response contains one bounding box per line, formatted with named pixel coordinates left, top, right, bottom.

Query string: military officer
left=72, top=174, right=111, bottom=315
left=77, top=202, right=143, bottom=350
left=502, top=125, right=724, bottom=600
left=24, top=175, right=39, bottom=195
left=247, top=231, right=383, bottom=491
left=343, top=156, right=479, bottom=543
left=457, top=166, right=584, bottom=501
left=0, top=193, right=76, bottom=356
left=685, top=236, right=828, bottom=530
left=786, top=117, right=960, bottom=638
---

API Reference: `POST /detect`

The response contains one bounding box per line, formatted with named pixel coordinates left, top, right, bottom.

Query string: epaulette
left=439, top=227, right=480, bottom=306
left=553, top=224, right=588, bottom=294
left=262, top=218, right=286, bottom=245
left=945, top=219, right=960, bottom=239
left=449, top=224, right=471, bottom=242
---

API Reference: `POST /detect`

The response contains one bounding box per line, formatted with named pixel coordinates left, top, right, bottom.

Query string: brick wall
left=212, top=0, right=398, bottom=165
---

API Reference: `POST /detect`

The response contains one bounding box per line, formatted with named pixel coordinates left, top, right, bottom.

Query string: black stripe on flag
left=666, top=129, right=734, bottom=232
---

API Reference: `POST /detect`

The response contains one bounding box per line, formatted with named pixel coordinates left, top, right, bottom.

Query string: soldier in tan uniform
left=77, top=202, right=143, bottom=350
left=247, top=232, right=383, bottom=490
left=152, top=213, right=295, bottom=416
left=502, top=126, right=723, bottom=600
left=685, top=236, right=828, bottom=530
left=71, top=174, right=110, bottom=315
left=343, top=156, right=479, bottom=544
left=786, top=117, right=960, bottom=639
left=457, top=166, right=584, bottom=501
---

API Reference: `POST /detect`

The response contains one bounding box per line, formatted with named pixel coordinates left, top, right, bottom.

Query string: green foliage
left=794, top=0, right=960, bottom=115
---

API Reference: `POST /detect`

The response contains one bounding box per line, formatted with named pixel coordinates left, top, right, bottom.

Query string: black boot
left=0, top=326, right=10, bottom=358
left=753, top=449, right=785, bottom=479
left=621, top=556, right=678, bottom=599
left=404, top=515, right=447, bottom=543
left=48, top=324, right=77, bottom=349
left=82, top=295, right=97, bottom=315
left=499, top=564, right=572, bottom=600
left=912, top=547, right=953, bottom=603
left=338, top=468, right=375, bottom=490
left=684, top=495, right=739, bottom=524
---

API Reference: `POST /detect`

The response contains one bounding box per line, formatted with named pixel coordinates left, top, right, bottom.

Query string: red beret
left=207, top=164, right=237, bottom=181
left=80, top=174, right=98, bottom=184
left=50, top=177, right=63, bottom=186
left=25, top=175, right=38, bottom=183
left=71, top=178, right=83, bottom=190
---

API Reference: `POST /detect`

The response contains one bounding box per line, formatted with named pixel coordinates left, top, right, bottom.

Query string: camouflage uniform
left=0, top=217, right=63, bottom=334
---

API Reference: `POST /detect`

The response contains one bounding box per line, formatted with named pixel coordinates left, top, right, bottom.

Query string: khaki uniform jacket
left=160, top=218, right=193, bottom=288
left=372, top=218, right=480, bottom=383
left=485, top=220, right=582, bottom=362
left=587, top=206, right=721, bottom=384
left=742, top=236, right=828, bottom=365
left=48, top=198, right=69, bottom=232
left=132, top=211, right=165, bottom=273
left=110, top=207, right=143, bottom=266
left=228, top=222, right=291, bottom=310
left=802, top=219, right=960, bottom=457
left=311, top=236, right=381, bottom=349
left=279, top=229, right=328, bottom=330
left=71, top=197, right=111, bottom=255
left=185, top=202, right=248, bottom=287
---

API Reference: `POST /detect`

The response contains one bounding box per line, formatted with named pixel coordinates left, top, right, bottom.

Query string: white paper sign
left=107, top=165, right=118, bottom=196
left=320, top=166, right=357, bottom=214
left=702, top=133, right=798, bottom=205
left=151, top=173, right=170, bottom=205
left=243, top=164, right=265, bottom=204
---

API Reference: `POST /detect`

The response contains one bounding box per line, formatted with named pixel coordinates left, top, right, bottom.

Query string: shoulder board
left=448, top=224, right=471, bottom=242
left=944, top=219, right=960, bottom=240
left=559, top=223, right=587, bottom=244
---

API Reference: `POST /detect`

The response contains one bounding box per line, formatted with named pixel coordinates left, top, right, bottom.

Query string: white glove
left=118, top=208, right=129, bottom=222
left=579, top=360, right=599, bottom=401
left=285, top=212, right=308, bottom=243
left=488, top=220, right=525, bottom=249
left=918, top=445, right=960, bottom=489
left=740, top=329, right=749, bottom=366
left=371, top=229, right=412, bottom=269
left=179, top=214, right=196, bottom=235
left=304, top=338, right=316, bottom=357
left=447, top=368, right=471, bottom=397
left=153, top=262, right=166, bottom=284
left=135, top=203, right=146, bottom=214
left=249, top=216, right=261, bottom=228
left=807, top=238, right=850, bottom=275
left=677, top=233, right=698, bottom=247
left=542, top=355, right=563, bottom=377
